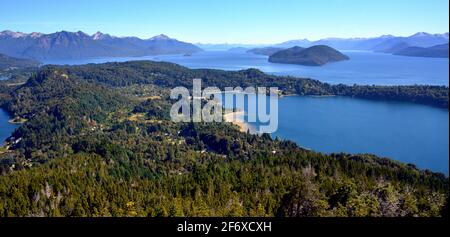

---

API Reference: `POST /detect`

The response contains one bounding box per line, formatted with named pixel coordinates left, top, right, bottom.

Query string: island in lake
left=268, top=45, right=350, bottom=66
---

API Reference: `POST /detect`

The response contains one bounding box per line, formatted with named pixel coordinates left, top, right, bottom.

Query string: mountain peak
left=379, top=34, right=395, bottom=39
left=55, top=30, right=88, bottom=36
left=30, top=32, right=43, bottom=38
left=411, top=32, right=432, bottom=37
left=75, top=31, right=89, bottom=37
left=149, top=34, right=171, bottom=40
left=0, top=30, right=27, bottom=38
left=92, top=31, right=112, bottom=40
left=291, top=46, right=305, bottom=50
left=0, top=30, right=14, bottom=35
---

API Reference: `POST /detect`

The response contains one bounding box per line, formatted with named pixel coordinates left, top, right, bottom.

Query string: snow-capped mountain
left=0, top=30, right=202, bottom=60
left=275, top=32, right=449, bottom=51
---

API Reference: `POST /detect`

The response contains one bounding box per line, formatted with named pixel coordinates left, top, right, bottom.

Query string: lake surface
left=0, top=109, right=17, bottom=145
left=217, top=93, right=449, bottom=174
left=43, top=50, right=449, bottom=86
left=273, top=96, right=449, bottom=174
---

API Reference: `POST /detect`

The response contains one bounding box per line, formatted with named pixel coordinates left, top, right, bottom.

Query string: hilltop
left=269, top=45, right=349, bottom=66
left=275, top=32, right=449, bottom=51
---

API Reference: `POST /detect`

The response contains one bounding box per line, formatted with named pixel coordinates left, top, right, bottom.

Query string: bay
left=0, top=109, right=17, bottom=145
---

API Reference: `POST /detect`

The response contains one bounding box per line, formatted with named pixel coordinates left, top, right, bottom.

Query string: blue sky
left=1, top=0, right=448, bottom=43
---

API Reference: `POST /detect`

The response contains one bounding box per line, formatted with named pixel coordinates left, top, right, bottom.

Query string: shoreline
left=8, top=117, right=27, bottom=124
left=223, top=110, right=251, bottom=133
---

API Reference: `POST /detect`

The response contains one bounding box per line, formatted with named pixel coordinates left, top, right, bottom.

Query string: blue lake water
left=272, top=96, right=448, bottom=174
left=217, top=93, right=449, bottom=174
left=43, top=50, right=449, bottom=86
left=5, top=50, right=448, bottom=174
left=0, top=109, right=17, bottom=145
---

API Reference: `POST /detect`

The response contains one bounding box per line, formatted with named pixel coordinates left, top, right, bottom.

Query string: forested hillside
left=0, top=61, right=448, bottom=217
left=0, top=53, right=40, bottom=81
left=40, top=61, right=450, bottom=108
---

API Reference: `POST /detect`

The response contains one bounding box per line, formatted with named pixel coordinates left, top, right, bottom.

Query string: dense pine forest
left=0, top=61, right=448, bottom=217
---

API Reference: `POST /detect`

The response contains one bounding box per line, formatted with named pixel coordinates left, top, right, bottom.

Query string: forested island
left=268, top=45, right=350, bottom=66
left=0, top=61, right=448, bottom=217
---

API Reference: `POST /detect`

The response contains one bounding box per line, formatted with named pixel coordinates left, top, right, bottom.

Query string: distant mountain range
left=274, top=35, right=398, bottom=50
left=0, top=30, right=202, bottom=60
left=268, top=45, right=350, bottom=66
left=275, top=32, right=449, bottom=51
left=1, top=30, right=448, bottom=60
left=211, top=32, right=449, bottom=59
